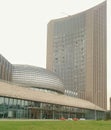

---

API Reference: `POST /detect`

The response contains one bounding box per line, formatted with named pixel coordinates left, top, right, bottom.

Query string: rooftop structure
left=12, top=64, right=64, bottom=94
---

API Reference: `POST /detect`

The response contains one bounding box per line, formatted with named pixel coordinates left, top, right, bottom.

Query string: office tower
left=47, top=1, right=107, bottom=109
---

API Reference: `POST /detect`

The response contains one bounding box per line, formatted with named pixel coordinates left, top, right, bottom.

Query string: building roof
left=0, top=80, right=105, bottom=111
left=12, top=64, right=65, bottom=94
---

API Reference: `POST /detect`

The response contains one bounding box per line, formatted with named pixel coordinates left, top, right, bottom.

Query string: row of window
left=0, top=96, right=105, bottom=119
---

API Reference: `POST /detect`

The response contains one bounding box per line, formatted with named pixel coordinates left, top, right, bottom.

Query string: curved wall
left=47, top=1, right=107, bottom=109
left=12, top=65, right=64, bottom=94
left=0, top=54, right=12, bottom=81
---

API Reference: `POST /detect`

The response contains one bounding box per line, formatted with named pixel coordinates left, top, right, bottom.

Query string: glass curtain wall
left=0, top=96, right=105, bottom=119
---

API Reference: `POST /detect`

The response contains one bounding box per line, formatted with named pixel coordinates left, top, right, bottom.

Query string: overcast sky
left=0, top=0, right=111, bottom=108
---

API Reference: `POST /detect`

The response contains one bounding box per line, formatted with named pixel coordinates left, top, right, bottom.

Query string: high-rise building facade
left=47, top=1, right=107, bottom=109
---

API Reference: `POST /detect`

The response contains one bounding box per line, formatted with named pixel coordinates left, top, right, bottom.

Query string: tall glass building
left=47, top=1, right=107, bottom=109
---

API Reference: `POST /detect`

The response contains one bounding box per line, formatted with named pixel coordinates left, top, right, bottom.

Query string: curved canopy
left=0, top=80, right=105, bottom=111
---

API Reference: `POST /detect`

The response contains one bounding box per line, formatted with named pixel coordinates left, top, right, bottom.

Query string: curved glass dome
left=12, top=65, right=64, bottom=94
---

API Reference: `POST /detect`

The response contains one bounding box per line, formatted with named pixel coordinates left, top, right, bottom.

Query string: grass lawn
left=0, top=120, right=111, bottom=130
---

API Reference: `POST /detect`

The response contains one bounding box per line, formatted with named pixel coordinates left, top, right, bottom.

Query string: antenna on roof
left=61, top=12, right=71, bottom=17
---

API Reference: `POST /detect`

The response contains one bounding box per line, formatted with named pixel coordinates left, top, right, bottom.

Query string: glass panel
left=0, top=97, right=4, bottom=104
